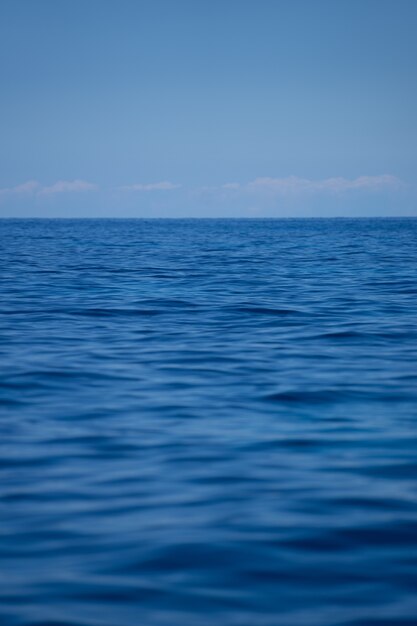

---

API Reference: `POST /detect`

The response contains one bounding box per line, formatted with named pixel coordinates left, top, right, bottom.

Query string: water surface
left=1, top=218, right=417, bottom=626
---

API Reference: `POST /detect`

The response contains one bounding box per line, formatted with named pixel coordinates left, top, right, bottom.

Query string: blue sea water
left=1, top=218, right=417, bottom=626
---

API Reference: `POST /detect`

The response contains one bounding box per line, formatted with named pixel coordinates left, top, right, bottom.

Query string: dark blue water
left=1, top=218, right=417, bottom=626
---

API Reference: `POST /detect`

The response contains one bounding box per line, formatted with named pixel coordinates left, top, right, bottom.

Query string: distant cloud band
left=239, top=174, right=403, bottom=194
left=40, top=180, right=98, bottom=195
left=119, top=181, right=181, bottom=191
left=0, top=179, right=98, bottom=198
left=0, top=175, right=403, bottom=205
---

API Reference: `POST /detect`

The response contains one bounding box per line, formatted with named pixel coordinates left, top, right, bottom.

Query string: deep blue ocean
left=1, top=218, right=417, bottom=626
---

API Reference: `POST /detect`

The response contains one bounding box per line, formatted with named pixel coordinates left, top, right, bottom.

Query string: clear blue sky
left=1, top=0, right=416, bottom=217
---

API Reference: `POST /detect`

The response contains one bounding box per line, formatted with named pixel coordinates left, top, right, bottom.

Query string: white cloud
left=195, top=175, right=404, bottom=202
left=119, top=181, right=181, bottom=191
left=0, top=175, right=404, bottom=207
left=221, top=182, right=240, bottom=190
left=0, top=179, right=98, bottom=199
left=245, top=174, right=403, bottom=195
left=0, top=180, right=41, bottom=196
left=39, top=180, right=98, bottom=195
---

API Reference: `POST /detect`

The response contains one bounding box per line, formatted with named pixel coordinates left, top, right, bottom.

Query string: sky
left=0, top=0, right=416, bottom=217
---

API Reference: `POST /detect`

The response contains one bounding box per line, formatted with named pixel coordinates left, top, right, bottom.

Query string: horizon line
left=1, top=216, right=416, bottom=220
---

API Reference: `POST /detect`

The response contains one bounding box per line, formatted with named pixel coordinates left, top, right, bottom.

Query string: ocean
left=1, top=217, right=417, bottom=626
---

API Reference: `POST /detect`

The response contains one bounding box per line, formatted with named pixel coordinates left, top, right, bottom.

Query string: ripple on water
left=1, top=218, right=417, bottom=626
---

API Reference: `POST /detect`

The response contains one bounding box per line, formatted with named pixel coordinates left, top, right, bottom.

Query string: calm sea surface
left=1, top=218, right=417, bottom=626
